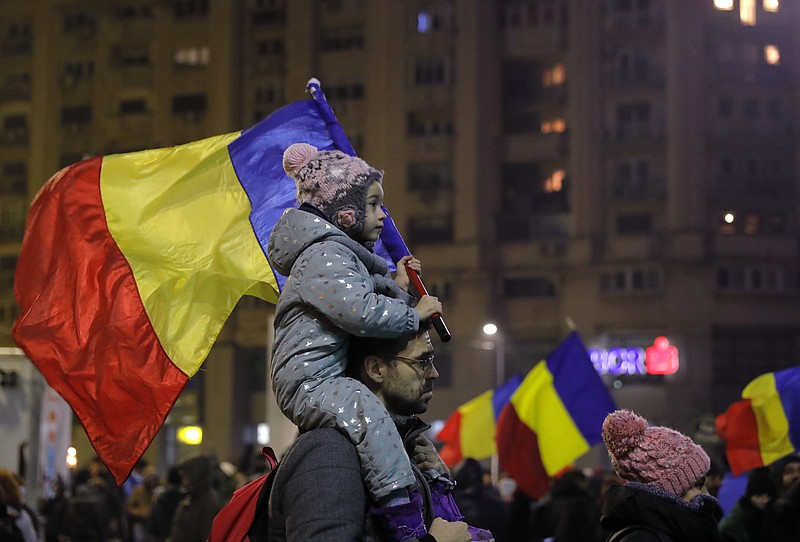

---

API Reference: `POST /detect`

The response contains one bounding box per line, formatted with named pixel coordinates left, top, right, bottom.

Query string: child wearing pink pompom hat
left=267, top=143, right=460, bottom=541
left=599, top=409, right=722, bottom=541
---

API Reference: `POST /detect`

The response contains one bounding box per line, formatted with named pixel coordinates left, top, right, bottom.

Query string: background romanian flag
left=716, top=366, right=800, bottom=475
left=437, top=375, right=522, bottom=467
left=496, top=332, right=616, bottom=498
left=12, top=81, right=406, bottom=484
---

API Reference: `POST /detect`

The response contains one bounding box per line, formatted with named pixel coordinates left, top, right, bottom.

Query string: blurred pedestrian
left=148, top=467, right=182, bottom=542
left=167, top=455, right=221, bottom=542
left=718, top=467, right=778, bottom=542
left=452, top=459, right=509, bottom=541
left=59, top=467, right=110, bottom=542
left=0, top=468, right=37, bottom=542
left=530, top=468, right=604, bottom=542
left=126, top=473, right=159, bottom=542
left=771, top=454, right=800, bottom=542
left=599, top=409, right=722, bottom=542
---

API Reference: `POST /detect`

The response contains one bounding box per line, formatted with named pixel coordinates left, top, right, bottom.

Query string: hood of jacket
left=268, top=207, right=388, bottom=278
left=601, top=483, right=722, bottom=542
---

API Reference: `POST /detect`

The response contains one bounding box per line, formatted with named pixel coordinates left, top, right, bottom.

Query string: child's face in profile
left=357, top=181, right=386, bottom=245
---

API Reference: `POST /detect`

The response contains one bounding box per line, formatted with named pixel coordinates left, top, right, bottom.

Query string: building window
left=617, top=213, right=652, bottom=234
left=119, top=99, right=147, bottom=115
left=713, top=0, right=734, bottom=9
left=740, top=0, right=757, bottom=25
left=175, top=46, right=210, bottom=67
left=63, top=11, right=97, bottom=34
left=415, top=5, right=452, bottom=34
left=540, top=118, right=566, bottom=134
left=173, top=0, right=209, bottom=19
left=764, top=45, right=780, bottom=65
left=1, top=162, right=26, bottom=195
left=407, top=216, right=454, bottom=245
left=408, top=162, right=453, bottom=191
left=407, top=113, right=453, bottom=137
left=743, top=97, right=758, bottom=119
left=763, top=0, right=780, bottom=12
left=542, top=63, right=565, bottom=87
left=413, top=57, right=450, bottom=86
left=325, top=83, right=364, bottom=101
left=2, top=114, right=28, bottom=144
left=172, top=93, right=207, bottom=118
left=600, top=268, right=662, bottom=293
left=503, top=277, right=556, bottom=298
left=62, top=59, right=95, bottom=83
left=719, top=211, right=785, bottom=235
left=252, top=0, right=286, bottom=25
left=60, top=105, right=92, bottom=126
left=615, top=103, right=651, bottom=139
left=321, top=28, right=362, bottom=52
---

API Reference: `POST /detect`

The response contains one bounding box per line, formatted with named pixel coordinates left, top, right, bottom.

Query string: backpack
left=208, top=447, right=278, bottom=542
left=607, top=525, right=673, bottom=542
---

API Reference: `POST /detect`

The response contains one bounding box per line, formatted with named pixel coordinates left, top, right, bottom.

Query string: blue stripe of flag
left=775, top=366, right=800, bottom=449
left=546, top=331, right=617, bottom=445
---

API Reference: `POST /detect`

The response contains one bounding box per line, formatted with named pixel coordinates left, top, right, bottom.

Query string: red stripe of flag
left=496, top=405, right=550, bottom=499
left=13, top=158, right=189, bottom=485
left=716, top=398, right=762, bottom=476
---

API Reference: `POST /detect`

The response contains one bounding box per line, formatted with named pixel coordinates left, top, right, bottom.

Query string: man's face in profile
left=381, top=332, right=438, bottom=416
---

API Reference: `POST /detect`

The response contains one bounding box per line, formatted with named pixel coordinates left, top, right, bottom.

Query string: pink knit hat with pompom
left=282, top=143, right=383, bottom=234
left=602, top=409, right=710, bottom=497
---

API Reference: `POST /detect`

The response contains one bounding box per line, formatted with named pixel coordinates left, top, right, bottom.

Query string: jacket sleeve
left=298, top=242, right=419, bottom=337
left=277, top=429, right=367, bottom=541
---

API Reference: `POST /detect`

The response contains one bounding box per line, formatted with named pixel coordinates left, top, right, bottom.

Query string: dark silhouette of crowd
left=2, top=417, right=798, bottom=542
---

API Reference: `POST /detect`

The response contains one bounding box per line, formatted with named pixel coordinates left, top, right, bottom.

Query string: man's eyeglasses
left=393, top=354, right=436, bottom=375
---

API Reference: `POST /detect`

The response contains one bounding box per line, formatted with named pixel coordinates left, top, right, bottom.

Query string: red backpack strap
left=208, top=447, right=278, bottom=542
left=261, top=446, right=278, bottom=470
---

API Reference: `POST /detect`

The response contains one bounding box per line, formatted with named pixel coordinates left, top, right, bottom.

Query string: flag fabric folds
left=716, top=366, right=800, bottom=476
left=496, top=331, right=616, bottom=499
left=13, top=81, right=408, bottom=484
left=437, top=375, right=523, bottom=468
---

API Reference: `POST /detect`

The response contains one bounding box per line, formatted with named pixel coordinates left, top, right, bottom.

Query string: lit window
left=764, top=45, right=780, bottom=65
left=540, top=118, right=566, bottom=134
left=714, top=0, right=734, bottom=9
left=544, top=169, right=565, bottom=192
left=740, top=0, right=756, bottom=25
left=763, top=0, right=780, bottom=12
left=542, top=63, right=565, bottom=87
left=417, top=11, right=431, bottom=33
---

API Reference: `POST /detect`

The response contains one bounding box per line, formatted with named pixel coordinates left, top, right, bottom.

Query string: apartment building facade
left=1, top=0, right=799, bottom=468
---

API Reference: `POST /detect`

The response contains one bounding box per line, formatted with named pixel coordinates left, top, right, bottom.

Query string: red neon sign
left=644, top=336, right=679, bottom=375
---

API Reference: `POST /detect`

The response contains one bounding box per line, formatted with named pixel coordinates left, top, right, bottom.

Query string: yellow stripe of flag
left=101, top=133, right=278, bottom=376
left=743, top=372, right=794, bottom=466
left=511, top=361, right=590, bottom=475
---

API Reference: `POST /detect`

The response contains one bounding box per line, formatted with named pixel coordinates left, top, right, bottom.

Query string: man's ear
left=364, top=354, right=387, bottom=384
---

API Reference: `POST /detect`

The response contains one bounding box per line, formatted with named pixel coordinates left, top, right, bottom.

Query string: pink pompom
left=283, top=143, right=318, bottom=176
left=602, top=409, right=648, bottom=457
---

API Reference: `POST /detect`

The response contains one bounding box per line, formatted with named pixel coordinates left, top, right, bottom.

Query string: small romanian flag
left=436, top=375, right=522, bottom=468
left=496, top=331, right=616, bottom=499
left=716, top=366, right=800, bottom=476
left=12, top=81, right=406, bottom=485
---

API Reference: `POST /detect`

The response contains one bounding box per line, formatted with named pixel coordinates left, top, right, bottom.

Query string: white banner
left=38, top=385, right=72, bottom=499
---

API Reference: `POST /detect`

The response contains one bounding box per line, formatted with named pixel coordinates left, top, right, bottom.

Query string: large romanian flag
left=496, top=332, right=616, bottom=498
left=12, top=80, right=406, bottom=485
left=716, top=366, right=800, bottom=475
left=436, top=375, right=522, bottom=467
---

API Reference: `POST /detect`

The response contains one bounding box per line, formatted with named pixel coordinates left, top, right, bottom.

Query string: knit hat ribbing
left=282, top=143, right=382, bottom=235
left=602, top=409, right=710, bottom=498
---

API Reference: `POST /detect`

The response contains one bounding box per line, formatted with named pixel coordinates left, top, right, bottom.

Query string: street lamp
left=482, top=323, right=506, bottom=484
left=482, top=323, right=505, bottom=388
